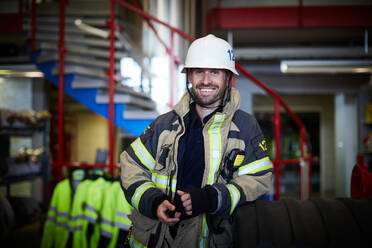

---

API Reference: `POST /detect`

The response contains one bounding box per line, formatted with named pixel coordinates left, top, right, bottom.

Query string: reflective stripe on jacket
left=121, top=88, right=273, bottom=248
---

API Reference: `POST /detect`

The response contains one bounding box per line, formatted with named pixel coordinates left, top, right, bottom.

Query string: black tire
left=255, top=200, right=292, bottom=247
left=283, top=198, right=327, bottom=248
left=310, top=198, right=361, bottom=247
left=337, top=197, right=372, bottom=247
left=233, top=202, right=257, bottom=248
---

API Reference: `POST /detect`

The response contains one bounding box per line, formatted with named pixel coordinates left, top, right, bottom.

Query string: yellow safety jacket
left=120, top=88, right=273, bottom=248
left=41, top=179, right=72, bottom=248
left=70, top=179, right=92, bottom=248
left=84, top=177, right=111, bottom=248
left=100, top=181, right=133, bottom=248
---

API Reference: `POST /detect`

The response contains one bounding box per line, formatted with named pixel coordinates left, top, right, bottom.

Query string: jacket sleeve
left=120, top=121, right=166, bottom=219
left=213, top=112, right=273, bottom=216
left=41, top=181, right=61, bottom=248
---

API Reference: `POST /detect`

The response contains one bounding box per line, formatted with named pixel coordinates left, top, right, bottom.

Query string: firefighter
left=120, top=34, right=273, bottom=247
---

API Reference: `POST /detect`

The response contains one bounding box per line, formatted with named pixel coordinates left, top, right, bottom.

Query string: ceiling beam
left=207, top=6, right=372, bottom=31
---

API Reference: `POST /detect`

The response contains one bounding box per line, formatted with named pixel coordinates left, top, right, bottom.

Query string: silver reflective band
left=115, top=222, right=131, bottom=230
left=100, top=229, right=113, bottom=238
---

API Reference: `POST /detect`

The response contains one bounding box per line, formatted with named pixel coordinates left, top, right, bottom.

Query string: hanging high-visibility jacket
left=41, top=179, right=72, bottom=248
left=113, top=182, right=132, bottom=244
left=100, top=181, right=133, bottom=248
left=71, top=179, right=93, bottom=248
left=83, top=177, right=111, bottom=248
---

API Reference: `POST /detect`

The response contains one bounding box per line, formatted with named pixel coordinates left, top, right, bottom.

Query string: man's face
left=188, top=68, right=229, bottom=108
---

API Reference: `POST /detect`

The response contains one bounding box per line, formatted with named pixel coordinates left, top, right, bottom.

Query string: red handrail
left=108, top=0, right=116, bottom=175
left=57, top=0, right=66, bottom=182
left=30, top=0, right=36, bottom=51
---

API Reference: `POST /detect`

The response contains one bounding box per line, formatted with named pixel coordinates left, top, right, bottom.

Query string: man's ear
left=187, top=69, right=192, bottom=80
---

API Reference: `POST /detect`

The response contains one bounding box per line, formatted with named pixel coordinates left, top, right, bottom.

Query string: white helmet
left=181, top=34, right=239, bottom=75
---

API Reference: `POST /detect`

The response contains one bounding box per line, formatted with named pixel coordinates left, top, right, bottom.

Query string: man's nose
left=201, top=72, right=210, bottom=84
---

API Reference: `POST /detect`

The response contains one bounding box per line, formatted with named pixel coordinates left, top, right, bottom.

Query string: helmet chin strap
left=186, top=73, right=232, bottom=110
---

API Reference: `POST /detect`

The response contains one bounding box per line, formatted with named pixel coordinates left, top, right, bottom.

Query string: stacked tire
left=233, top=198, right=372, bottom=247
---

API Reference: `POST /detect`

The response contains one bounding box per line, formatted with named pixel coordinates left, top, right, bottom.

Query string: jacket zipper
left=167, top=116, right=185, bottom=200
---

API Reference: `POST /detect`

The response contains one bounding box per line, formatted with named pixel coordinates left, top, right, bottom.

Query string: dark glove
left=184, top=185, right=218, bottom=217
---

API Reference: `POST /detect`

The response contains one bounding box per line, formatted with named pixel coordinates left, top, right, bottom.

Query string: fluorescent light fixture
left=0, top=69, right=44, bottom=78
left=280, top=60, right=372, bottom=74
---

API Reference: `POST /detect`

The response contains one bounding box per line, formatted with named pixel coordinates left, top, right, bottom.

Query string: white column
left=334, top=93, right=358, bottom=196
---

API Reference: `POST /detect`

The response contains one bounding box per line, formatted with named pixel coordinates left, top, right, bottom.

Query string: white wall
left=335, top=94, right=358, bottom=197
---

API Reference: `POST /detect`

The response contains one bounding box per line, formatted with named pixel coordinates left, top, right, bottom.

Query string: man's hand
left=157, top=200, right=181, bottom=226
left=177, top=190, right=193, bottom=216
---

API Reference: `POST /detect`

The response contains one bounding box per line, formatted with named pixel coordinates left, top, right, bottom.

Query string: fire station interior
left=1, top=0, right=372, bottom=247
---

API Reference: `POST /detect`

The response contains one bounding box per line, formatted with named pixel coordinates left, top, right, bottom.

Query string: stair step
left=30, top=24, right=128, bottom=47
left=30, top=16, right=132, bottom=30
left=35, top=16, right=109, bottom=27
left=37, top=1, right=113, bottom=16
left=72, top=76, right=152, bottom=100
left=72, top=75, right=108, bottom=88
left=30, top=24, right=109, bottom=36
left=123, top=110, right=159, bottom=120
left=39, top=42, right=125, bottom=59
left=51, top=64, right=121, bottom=80
left=36, top=33, right=123, bottom=49
left=37, top=53, right=120, bottom=70
left=0, top=1, right=18, bottom=13
left=96, top=91, right=156, bottom=110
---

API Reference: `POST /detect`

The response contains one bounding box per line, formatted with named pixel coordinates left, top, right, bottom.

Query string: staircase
left=27, top=0, right=157, bottom=136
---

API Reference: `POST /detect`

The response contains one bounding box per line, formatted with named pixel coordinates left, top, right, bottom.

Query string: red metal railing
left=30, top=0, right=36, bottom=51
left=107, top=0, right=116, bottom=175
left=30, top=0, right=314, bottom=200
left=57, top=0, right=66, bottom=181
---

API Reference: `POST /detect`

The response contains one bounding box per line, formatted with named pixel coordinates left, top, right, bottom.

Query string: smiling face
left=188, top=68, right=229, bottom=108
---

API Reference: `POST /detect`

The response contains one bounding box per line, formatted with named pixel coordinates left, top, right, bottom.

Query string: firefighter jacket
left=41, top=179, right=72, bottom=248
left=120, top=88, right=273, bottom=248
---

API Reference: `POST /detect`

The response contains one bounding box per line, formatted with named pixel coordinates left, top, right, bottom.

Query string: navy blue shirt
left=176, top=103, right=221, bottom=190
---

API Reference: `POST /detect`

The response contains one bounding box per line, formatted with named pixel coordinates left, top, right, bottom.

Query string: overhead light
left=74, top=19, right=109, bottom=39
left=280, top=60, right=372, bottom=74
left=0, top=69, right=44, bottom=78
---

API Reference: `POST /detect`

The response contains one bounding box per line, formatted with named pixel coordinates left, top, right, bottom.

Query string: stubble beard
left=191, top=83, right=227, bottom=108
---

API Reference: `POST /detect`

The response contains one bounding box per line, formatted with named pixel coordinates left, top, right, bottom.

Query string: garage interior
left=1, top=0, right=372, bottom=247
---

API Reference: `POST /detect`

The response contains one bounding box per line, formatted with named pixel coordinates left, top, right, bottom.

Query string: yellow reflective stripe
left=238, top=156, right=273, bottom=176
left=131, top=182, right=155, bottom=210
left=151, top=173, right=176, bottom=192
left=131, top=138, right=155, bottom=171
left=234, top=154, right=244, bottom=166
left=129, top=233, right=147, bottom=248
left=226, top=184, right=241, bottom=214
left=198, top=214, right=208, bottom=248
left=207, top=114, right=225, bottom=185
